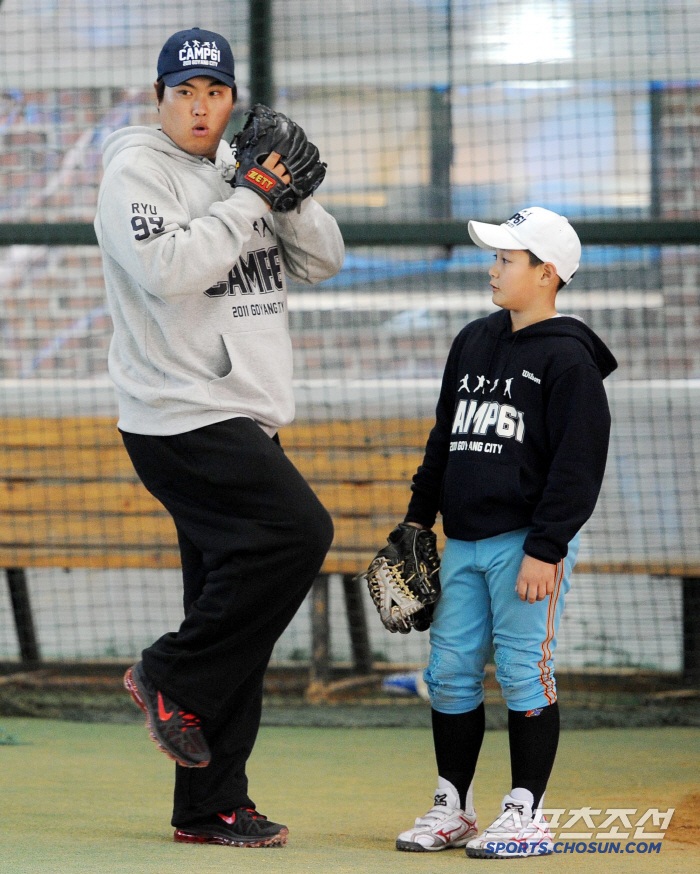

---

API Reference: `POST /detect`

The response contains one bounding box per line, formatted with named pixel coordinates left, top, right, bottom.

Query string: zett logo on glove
left=243, top=168, right=277, bottom=192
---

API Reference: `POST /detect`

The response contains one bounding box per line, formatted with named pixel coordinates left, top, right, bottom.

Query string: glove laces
left=417, top=532, right=440, bottom=574
left=366, top=558, right=416, bottom=601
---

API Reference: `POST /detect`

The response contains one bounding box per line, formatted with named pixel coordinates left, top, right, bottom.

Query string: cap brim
left=468, top=220, right=527, bottom=252
left=161, top=69, right=236, bottom=89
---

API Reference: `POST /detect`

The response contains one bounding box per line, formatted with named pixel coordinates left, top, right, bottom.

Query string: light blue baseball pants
left=425, top=527, right=579, bottom=713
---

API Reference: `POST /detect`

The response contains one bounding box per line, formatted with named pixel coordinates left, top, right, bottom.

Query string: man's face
left=156, top=76, right=234, bottom=160
left=488, top=249, right=544, bottom=311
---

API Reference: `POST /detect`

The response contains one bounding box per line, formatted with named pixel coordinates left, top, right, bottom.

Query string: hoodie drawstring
left=481, top=330, right=519, bottom=396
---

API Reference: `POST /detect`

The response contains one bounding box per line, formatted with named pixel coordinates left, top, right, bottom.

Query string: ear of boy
left=539, top=262, right=559, bottom=287
left=506, top=260, right=560, bottom=331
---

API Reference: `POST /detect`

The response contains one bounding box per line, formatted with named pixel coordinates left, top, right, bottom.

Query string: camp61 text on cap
left=157, top=27, right=235, bottom=89
left=468, top=207, right=581, bottom=285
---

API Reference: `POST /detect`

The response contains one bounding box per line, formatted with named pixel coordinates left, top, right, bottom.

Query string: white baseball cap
left=468, top=207, right=581, bottom=284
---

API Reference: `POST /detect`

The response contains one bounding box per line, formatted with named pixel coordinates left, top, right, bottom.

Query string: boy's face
left=156, top=76, right=234, bottom=160
left=489, top=249, right=547, bottom=311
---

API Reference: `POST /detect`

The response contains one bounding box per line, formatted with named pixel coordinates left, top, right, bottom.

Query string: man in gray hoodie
left=94, top=27, right=344, bottom=847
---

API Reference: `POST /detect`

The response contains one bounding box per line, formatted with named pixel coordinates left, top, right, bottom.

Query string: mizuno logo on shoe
left=435, top=824, right=462, bottom=840
left=434, top=793, right=448, bottom=806
left=157, top=692, right=174, bottom=721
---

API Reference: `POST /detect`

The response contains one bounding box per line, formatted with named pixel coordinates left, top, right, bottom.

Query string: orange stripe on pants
left=538, top=559, right=564, bottom=705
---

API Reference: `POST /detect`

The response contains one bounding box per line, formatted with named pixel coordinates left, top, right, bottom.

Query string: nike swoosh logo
left=157, top=692, right=174, bottom=721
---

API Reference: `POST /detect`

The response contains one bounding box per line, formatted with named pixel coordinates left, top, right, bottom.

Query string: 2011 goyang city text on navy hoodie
left=405, top=308, right=618, bottom=564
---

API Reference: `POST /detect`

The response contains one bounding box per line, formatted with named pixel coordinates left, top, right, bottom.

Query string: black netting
left=0, top=1, right=699, bottom=714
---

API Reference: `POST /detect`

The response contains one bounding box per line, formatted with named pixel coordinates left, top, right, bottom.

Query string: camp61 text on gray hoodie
left=95, top=126, right=344, bottom=436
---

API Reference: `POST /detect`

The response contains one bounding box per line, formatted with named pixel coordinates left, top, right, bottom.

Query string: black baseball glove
left=231, top=104, right=326, bottom=212
left=363, top=523, right=441, bottom=634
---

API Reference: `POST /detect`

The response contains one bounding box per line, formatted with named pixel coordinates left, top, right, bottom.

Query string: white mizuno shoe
left=396, top=777, right=478, bottom=852
left=465, top=788, right=554, bottom=859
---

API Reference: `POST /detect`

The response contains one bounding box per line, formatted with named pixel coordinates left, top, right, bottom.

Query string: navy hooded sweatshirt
left=405, top=308, right=618, bottom=564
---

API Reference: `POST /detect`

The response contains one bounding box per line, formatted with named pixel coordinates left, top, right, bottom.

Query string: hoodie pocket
left=207, top=329, right=294, bottom=424
left=442, top=460, right=528, bottom=520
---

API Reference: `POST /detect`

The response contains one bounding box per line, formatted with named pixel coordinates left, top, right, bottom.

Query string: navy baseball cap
left=157, top=27, right=235, bottom=89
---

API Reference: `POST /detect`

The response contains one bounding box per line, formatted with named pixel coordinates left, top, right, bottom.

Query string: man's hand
left=250, top=152, right=290, bottom=211
left=515, top=554, right=559, bottom=603
left=243, top=152, right=291, bottom=212
left=262, top=151, right=290, bottom=185
left=232, top=106, right=325, bottom=211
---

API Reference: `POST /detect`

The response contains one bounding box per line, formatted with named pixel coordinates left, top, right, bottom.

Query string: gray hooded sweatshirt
left=94, top=126, right=344, bottom=436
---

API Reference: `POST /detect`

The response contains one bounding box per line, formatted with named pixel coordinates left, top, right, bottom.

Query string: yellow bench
left=2, top=416, right=698, bottom=682
left=0, top=416, right=434, bottom=671
left=4, top=415, right=698, bottom=575
left=0, top=416, right=434, bottom=572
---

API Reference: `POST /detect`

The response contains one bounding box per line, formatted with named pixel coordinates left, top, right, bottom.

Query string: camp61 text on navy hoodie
left=405, top=308, right=618, bottom=564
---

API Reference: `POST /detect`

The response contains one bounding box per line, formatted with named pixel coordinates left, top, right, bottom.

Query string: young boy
left=395, top=207, right=617, bottom=859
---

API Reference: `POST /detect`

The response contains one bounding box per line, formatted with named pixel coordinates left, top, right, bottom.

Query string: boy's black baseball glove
left=363, top=523, right=442, bottom=634
left=232, top=104, right=326, bottom=212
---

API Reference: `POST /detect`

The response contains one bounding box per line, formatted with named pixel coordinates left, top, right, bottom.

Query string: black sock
left=431, top=704, right=485, bottom=810
left=508, top=702, right=560, bottom=810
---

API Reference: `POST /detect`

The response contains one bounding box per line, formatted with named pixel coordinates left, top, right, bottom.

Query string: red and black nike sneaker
left=174, top=807, right=289, bottom=847
left=124, top=662, right=210, bottom=768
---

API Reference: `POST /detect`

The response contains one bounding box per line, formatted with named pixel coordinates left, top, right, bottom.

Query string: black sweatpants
left=120, top=417, right=334, bottom=826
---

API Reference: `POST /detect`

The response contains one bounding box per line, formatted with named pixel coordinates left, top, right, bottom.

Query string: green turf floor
left=1, top=719, right=698, bottom=874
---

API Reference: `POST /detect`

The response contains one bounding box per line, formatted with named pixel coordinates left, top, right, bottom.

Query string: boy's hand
left=516, top=555, right=558, bottom=603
